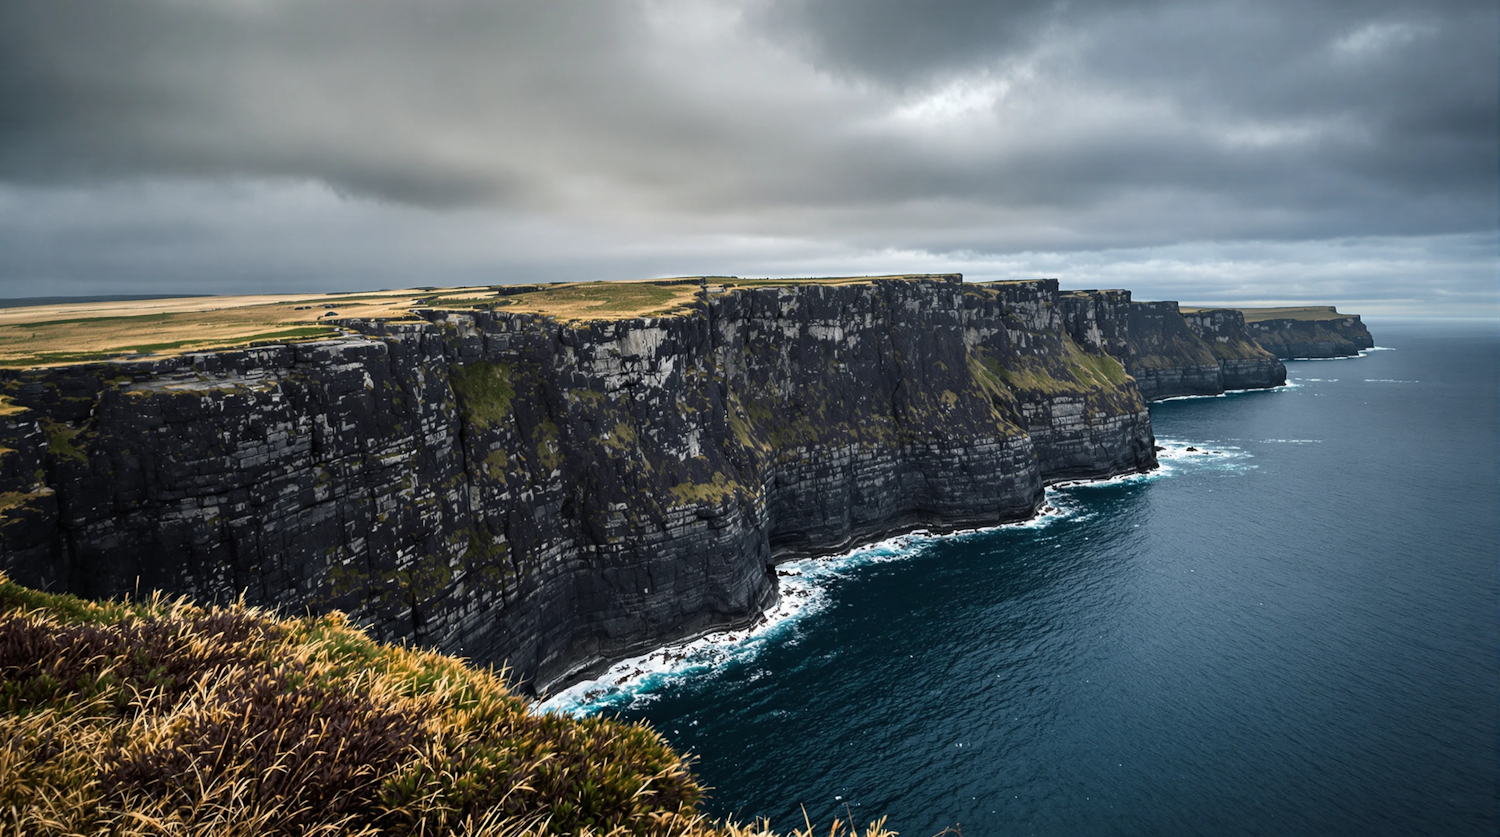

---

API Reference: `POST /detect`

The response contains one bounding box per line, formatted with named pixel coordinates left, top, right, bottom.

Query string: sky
left=1, top=0, right=1495, bottom=316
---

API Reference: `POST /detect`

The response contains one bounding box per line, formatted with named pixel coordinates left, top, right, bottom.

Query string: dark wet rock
left=0, top=276, right=1323, bottom=693
left=1244, top=314, right=1376, bottom=359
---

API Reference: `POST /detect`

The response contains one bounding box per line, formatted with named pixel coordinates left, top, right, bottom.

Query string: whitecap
left=537, top=437, right=1249, bottom=717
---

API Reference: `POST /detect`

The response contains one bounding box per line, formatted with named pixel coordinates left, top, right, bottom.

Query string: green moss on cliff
left=0, top=489, right=50, bottom=521
left=977, top=339, right=1129, bottom=397
left=450, top=362, right=515, bottom=429
left=669, top=472, right=740, bottom=505
left=484, top=448, right=511, bottom=483
left=604, top=421, right=639, bottom=452
left=40, top=419, right=87, bottom=463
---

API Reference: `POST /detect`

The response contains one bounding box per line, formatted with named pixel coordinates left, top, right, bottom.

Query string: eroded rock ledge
left=0, top=276, right=1304, bottom=692
left=1242, top=310, right=1376, bottom=359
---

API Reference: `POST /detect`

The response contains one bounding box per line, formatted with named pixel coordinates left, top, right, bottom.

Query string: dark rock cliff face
left=1122, top=301, right=1223, bottom=400
left=0, top=276, right=1271, bottom=693
left=1180, top=309, right=1288, bottom=391
left=1112, top=300, right=1288, bottom=400
left=1244, top=314, right=1376, bottom=358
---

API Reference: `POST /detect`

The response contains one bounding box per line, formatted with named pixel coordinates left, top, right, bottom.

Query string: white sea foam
left=1294, top=347, right=1389, bottom=361
left=1153, top=439, right=1254, bottom=471
left=1153, top=393, right=1227, bottom=402
left=537, top=439, right=1250, bottom=718
left=1154, top=380, right=1300, bottom=402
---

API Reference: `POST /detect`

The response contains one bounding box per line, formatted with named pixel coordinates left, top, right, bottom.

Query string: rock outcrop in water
left=0, top=276, right=1305, bottom=692
left=1241, top=309, right=1376, bottom=359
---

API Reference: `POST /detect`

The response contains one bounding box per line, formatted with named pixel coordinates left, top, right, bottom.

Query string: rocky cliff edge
left=0, top=276, right=1303, bottom=692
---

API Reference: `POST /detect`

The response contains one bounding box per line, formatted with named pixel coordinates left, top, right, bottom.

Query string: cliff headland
left=1188, top=305, right=1376, bottom=360
left=0, top=276, right=1363, bottom=694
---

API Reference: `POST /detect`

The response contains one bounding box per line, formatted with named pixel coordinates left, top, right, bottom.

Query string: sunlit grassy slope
left=0, top=276, right=952, bottom=368
left=0, top=574, right=895, bottom=837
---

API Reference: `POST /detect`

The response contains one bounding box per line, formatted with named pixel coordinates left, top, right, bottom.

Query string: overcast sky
left=2, top=0, right=1495, bottom=316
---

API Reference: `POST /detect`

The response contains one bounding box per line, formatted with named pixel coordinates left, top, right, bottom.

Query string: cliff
left=1236, top=307, right=1376, bottom=358
left=1180, top=308, right=1288, bottom=391
left=1059, top=292, right=1288, bottom=401
left=0, top=276, right=1292, bottom=693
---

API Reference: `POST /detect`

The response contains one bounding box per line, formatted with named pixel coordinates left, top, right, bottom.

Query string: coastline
left=537, top=440, right=1247, bottom=716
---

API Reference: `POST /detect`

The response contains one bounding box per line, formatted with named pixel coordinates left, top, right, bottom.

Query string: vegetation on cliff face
left=971, top=338, right=1142, bottom=420
left=1126, top=331, right=1217, bottom=371
left=451, top=362, right=517, bottom=430
left=0, top=575, right=896, bottom=837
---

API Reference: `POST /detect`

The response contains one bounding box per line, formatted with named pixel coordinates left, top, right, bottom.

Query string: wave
left=1293, top=347, right=1390, bottom=361
left=536, top=439, right=1251, bottom=718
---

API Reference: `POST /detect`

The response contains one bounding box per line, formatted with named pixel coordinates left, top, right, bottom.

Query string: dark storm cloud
left=0, top=0, right=1494, bottom=311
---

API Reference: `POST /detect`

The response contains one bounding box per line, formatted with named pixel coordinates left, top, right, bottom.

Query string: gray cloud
left=0, top=0, right=1494, bottom=313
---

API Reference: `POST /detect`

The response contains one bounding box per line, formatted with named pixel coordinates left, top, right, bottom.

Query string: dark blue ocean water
left=557, top=321, right=1499, bottom=837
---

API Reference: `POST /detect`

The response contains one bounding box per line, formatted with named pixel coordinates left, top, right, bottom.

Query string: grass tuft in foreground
left=0, top=575, right=897, bottom=837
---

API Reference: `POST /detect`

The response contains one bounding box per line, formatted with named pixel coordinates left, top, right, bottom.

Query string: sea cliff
left=1237, top=307, right=1376, bottom=358
left=0, top=276, right=1303, bottom=692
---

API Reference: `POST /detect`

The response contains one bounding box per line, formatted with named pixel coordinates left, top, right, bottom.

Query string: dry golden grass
left=0, top=291, right=423, bottom=368
left=0, top=275, right=962, bottom=367
left=0, top=575, right=900, bottom=837
left=1186, top=306, right=1345, bottom=322
left=493, top=282, right=703, bottom=323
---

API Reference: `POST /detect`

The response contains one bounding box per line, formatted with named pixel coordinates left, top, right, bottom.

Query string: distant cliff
left=1060, top=292, right=1287, bottom=401
left=0, top=276, right=1311, bottom=693
left=1237, top=307, right=1376, bottom=358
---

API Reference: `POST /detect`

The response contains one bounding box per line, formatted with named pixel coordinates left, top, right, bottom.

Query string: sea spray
left=538, top=439, right=1250, bottom=718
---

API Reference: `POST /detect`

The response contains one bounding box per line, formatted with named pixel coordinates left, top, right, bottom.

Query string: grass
left=0, top=288, right=506, bottom=368
left=0, top=491, right=33, bottom=515
left=1222, top=306, right=1347, bottom=323
left=450, top=363, right=516, bottom=430
left=668, top=473, right=740, bottom=505
left=494, top=283, right=699, bottom=323
left=978, top=339, right=1132, bottom=397
left=41, top=419, right=87, bottom=463
left=0, top=574, right=900, bottom=837
left=0, top=277, right=972, bottom=367
left=0, top=300, right=373, bottom=368
left=712, top=274, right=954, bottom=291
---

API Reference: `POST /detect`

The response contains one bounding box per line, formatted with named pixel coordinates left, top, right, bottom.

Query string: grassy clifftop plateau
left=1227, top=306, right=1347, bottom=323
left=0, top=575, right=894, bottom=837
left=0, top=276, right=956, bottom=368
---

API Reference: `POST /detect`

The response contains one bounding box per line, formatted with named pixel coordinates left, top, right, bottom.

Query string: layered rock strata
left=1058, top=292, right=1288, bottom=401
left=1242, top=311, right=1376, bottom=358
left=0, top=276, right=1296, bottom=692
left=1181, top=309, right=1288, bottom=391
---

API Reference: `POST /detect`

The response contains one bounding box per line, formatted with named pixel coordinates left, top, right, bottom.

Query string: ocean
left=546, top=320, right=1498, bottom=837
